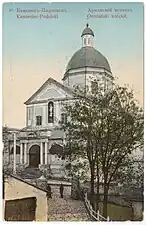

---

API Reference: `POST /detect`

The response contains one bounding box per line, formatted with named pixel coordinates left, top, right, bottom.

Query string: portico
left=7, top=127, right=66, bottom=178
left=19, top=139, right=50, bottom=168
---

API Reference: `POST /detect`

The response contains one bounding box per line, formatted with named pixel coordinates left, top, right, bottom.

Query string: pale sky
left=3, top=2, right=144, bottom=128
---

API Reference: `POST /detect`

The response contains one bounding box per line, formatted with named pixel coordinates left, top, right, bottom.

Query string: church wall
left=66, top=67, right=108, bottom=75
left=63, top=67, right=113, bottom=91
left=35, top=106, right=43, bottom=118
left=26, top=100, right=68, bottom=128
left=63, top=78, right=69, bottom=87
left=43, top=104, right=47, bottom=126
left=86, top=70, right=113, bottom=91
left=54, top=101, right=61, bottom=125
left=86, top=71, right=104, bottom=89
left=68, top=73, right=85, bottom=88
left=106, top=77, right=113, bottom=90
left=38, top=88, right=63, bottom=100
left=27, top=103, right=49, bottom=128
left=27, top=106, right=33, bottom=127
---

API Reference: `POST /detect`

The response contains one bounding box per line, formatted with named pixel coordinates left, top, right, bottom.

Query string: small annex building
left=3, top=174, right=48, bottom=221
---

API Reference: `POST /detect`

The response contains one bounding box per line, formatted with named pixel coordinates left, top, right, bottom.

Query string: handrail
left=84, top=193, right=110, bottom=221
left=75, top=180, right=110, bottom=222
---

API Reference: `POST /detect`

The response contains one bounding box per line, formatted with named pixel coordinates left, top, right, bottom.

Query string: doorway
left=29, top=145, right=40, bottom=168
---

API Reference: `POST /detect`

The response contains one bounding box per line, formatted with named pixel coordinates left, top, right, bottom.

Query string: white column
left=40, top=142, right=43, bottom=165
left=13, top=132, right=16, bottom=174
left=45, top=142, right=48, bottom=164
left=20, top=143, right=23, bottom=164
left=24, top=143, right=27, bottom=164
left=48, top=143, right=51, bottom=165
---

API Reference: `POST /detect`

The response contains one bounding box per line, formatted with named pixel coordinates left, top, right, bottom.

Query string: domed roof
left=65, top=46, right=111, bottom=73
left=81, top=23, right=94, bottom=37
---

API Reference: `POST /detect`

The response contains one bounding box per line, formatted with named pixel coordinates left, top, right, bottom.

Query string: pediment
left=36, top=86, right=68, bottom=101
left=38, top=88, right=60, bottom=100
left=25, top=77, right=73, bottom=105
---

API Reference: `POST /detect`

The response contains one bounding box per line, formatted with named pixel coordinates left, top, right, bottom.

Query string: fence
left=74, top=178, right=110, bottom=221
left=84, top=192, right=110, bottom=221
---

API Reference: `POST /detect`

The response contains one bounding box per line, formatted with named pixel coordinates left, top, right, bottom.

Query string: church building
left=4, top=24, right=114, bottom=177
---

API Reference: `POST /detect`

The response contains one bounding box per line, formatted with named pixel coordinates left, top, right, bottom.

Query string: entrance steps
left=17, top=167, right=42, bottom=179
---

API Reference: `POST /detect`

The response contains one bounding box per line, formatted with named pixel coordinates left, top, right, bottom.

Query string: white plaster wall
left=68, top=73, right=85, bottom=88
left=43, top=104, right=47, bottom=126
left=27, top=106, right=33, bottom=127
left=27, top=103, right=51, bottom=128
left=66, top=67, right=108, bottom=75
left=32, top=83, right=71, bottom=102
left=64, top=67, right=113, bottom=90
left=38, top=88, right=62, bottom=100
left=5, top=177, right=48, bottom=221
left=26, top=81, right=73, bottom=128
left=10, top=154, right=20, bottom=165
left=63, top=77, right=69, bottom=86
left=54, top=101, right=61, bottom=125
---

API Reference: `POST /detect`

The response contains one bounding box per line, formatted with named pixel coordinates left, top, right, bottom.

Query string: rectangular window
left=61, top=113, right=67, bottom=124
left=36, top=116, right=42, bottom=126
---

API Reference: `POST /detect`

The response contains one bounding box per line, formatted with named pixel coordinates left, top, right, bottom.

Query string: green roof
left=81, top=24, right=94, bottom=37
left=65, top=46, right=111, bottom=73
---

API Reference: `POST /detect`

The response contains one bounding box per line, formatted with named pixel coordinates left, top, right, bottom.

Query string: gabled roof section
left=5, top=173, right=47, bottom=193
left=24, top=77, right=73, bottom=105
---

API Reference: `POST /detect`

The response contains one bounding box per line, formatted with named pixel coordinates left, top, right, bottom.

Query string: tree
left=3, top=126, right=11, bottom=200
left=119, top=157, right=144, bottom=195
left=60, top=79, right=144, bottom=217
left=61, top=81, right=106, bottom=209
left=96, top=85, right=143, bottom=217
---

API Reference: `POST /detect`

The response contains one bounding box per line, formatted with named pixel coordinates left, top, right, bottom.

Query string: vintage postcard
left=2, top=2, right=144, bottom=222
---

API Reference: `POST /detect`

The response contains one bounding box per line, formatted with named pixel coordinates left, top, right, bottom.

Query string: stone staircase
left=47, top=185, right=89, bottom=221
left=17, top=167, right=42, bottom=179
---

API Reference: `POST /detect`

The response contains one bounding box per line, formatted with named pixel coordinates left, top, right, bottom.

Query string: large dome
left=65, top=46, right=111, bottom=73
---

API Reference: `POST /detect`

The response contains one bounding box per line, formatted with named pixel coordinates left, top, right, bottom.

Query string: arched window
left=84, top=38, right=86, bottom=45
left=10, top=145, right=20, bottom=154
left=48, top=101, right=54, bottom=123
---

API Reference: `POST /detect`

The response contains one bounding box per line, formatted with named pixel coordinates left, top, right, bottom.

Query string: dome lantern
left=81, top=23, right=94, bottom=47
left=63, top=24, right=112, bottom=88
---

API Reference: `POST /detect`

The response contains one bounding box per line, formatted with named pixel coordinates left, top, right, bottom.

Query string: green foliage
left=60, top=78, right=144, bottom=216
left=119, top=157, right=144, bottom=193
left=3, top=126, right=9, bottom=152
left=65, top=159, right=89, bottom=180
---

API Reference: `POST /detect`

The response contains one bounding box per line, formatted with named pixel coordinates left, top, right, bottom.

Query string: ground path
left=47, top=185, right=89, bottom=221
